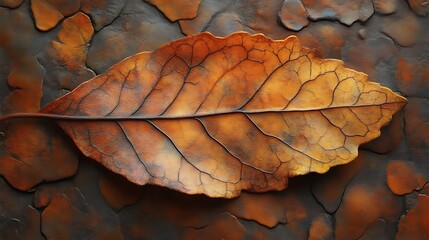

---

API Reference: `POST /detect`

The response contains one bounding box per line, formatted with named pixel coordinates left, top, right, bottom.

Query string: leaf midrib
left=0, top=101, right=405, bottom=122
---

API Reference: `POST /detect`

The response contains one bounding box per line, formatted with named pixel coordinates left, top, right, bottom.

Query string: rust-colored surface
left=146, top=0, right=201, bottom=22
left=0, top=0, right=427, bottom=239
left=30, top=0, right=80, bottom=31
left=396, top=194, right=429, bottom=240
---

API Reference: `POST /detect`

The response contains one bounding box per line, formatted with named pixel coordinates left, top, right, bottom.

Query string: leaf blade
left=41, top=32, right=407, bottom=198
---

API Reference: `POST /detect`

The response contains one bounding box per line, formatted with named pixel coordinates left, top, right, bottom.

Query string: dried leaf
left=31, top=32, right=407, bottom=198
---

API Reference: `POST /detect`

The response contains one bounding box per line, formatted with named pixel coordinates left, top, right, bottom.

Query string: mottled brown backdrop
left=0, top=0, right=428, bottom=239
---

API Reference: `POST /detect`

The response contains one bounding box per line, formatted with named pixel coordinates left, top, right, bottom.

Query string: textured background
left=0, top=0, right=428, bottom=239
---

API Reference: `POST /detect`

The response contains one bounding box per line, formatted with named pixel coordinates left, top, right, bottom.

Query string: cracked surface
left=0, top=0, right=428, bottom=239
left=86, top=0, right=185, bottom=74
left=382, top=13, right=421, bottom=47
left=301, top=0, right=374, bottom=25
left=397, top=194, right=429, bottom=239
left=38, top=11, right=95, bottom=106
left=0, top=178, right=41, bottom=239
left=80, top=0, right=125, bottom=31
left=30, top=0, right=80, bottom=31
left=146, top=0, right=201, bottom=22
left=0, top=5, right=79, bottom=191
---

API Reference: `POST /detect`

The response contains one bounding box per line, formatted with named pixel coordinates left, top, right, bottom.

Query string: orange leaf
left=38, top=32, right=406, bottom=198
